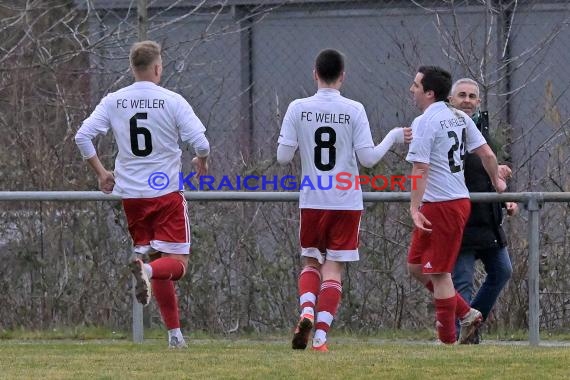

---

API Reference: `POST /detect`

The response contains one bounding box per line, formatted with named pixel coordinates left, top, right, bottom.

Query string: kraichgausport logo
left=147, top=172, right=420, bottom=191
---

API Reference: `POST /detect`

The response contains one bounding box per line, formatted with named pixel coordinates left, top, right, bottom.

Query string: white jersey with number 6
left=77, top=81, right=206, bottom=198
left=278, top=88, right=374, bottom=210
left=405, top=101, right=487, bottom=202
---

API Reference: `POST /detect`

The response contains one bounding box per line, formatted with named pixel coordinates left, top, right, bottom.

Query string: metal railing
left=2, top=190, right=569, bottom=346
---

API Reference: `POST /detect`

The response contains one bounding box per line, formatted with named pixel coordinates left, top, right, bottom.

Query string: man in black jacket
left=449, top=78, right=518, bottom=344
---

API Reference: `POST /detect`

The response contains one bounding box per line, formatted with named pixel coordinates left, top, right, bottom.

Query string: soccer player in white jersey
left=277, top=49, right=412, bottom=352
left=405, top=66, right=506, bottom=344
left=74, top=40, right=210, bottom=349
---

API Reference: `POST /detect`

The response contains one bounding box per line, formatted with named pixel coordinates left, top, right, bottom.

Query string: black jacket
left=460, top=111, right=508, bottom=250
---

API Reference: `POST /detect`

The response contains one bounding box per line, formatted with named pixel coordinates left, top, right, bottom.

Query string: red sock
left=455, top=292, right=471, bottom=319
left=435, top=296, right=457, bottom=344
left=151, top=279, right=180, bottom=329
left=315, top=280, right=342, bottom=333
left=425, top=282, right=470, bottom=318
left=298, top=266, right=321, bottom=310
left=149, top=258, right=185, bottom=281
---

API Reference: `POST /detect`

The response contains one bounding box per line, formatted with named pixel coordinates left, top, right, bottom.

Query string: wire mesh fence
left=0, top=0, right=569, bottom=336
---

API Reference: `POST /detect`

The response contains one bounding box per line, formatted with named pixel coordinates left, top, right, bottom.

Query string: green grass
left=1, top=337, right=570, bottom=379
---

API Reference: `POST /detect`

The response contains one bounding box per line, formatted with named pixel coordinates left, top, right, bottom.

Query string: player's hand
left=493, top=178, right=507, bottom=193
left=98, top=170, right=115, bottom=194
left=506, top=202, right=518, bottom=216
left=411, top=209, right=432, bottom=233
left=498, top=165, right=512, bottom=181
left=403, top=127, right=413, bottom=144
left=392, top=127, right=413, bottom=144
left=192, top=156, right=208, bottom=177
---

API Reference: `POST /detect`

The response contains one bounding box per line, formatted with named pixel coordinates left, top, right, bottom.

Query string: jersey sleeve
left=406, top=115, right=433, bottom=164
left=352, top=105, right=374, bottom=150
left=78, top=95, right=112, bottom=138
left=277, top=101, right=298, bottom=147
left=75, top=95, right=112, bottom=159
left=176, top=95, right=207, bottom=143
left=465, top=117, right=487, bottom=152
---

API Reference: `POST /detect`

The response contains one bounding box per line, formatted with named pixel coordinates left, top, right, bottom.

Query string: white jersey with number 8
left=278, top=88, right=374, bottom=210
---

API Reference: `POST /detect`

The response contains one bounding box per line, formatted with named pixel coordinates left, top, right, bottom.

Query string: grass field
left=1, top=334, right=570, bottom=379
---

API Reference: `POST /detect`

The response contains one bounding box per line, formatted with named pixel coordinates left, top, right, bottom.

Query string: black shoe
left=291, top=315, right=314, bottom=349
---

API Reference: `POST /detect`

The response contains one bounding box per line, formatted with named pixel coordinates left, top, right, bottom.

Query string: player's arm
left=356, top=127, right=412, bottom=168
left=74, top=97, right=115, bottom=193
left=85, top=155, right=115, bottom=194
left=177, top=97, right=210, bottom=177
left=187, top=134, right=210, bottom=177
left=352, top=104, right=412, bottom=168
left=464, top=116, right=506, bottom=193
left=405, top=116, right=432, bottom=232
left=409, top=162, right=432, bottom=232
left=276, top=102, right=298, bottom=165
left=277, top=144, right=297, bottom=165
left=472, top=144, right=505, bottom=193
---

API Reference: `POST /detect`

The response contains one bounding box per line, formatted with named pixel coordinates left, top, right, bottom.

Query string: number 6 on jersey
left=130, top=112, right=153, bottom=157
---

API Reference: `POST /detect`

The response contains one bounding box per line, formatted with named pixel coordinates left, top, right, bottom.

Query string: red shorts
left=300, top=208, right=362, bottom=263
left=407, top=199, right=471, bottom=274
left=122, top=191, right=191, bottom=255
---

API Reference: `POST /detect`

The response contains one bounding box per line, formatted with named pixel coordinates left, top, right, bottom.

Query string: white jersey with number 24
left=406, top=101, right=486, bottom=202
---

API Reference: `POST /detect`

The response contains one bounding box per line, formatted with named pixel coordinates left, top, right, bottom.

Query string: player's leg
left=313, top=259, right=344, bottom=352
left=122, top=197, right=154, bottom=306
left=149, top=252, right=188, bottom=348
left=413, top=200, right=479, bottom=344
left=430, top=272, right=458, bottom=344
left=292, top=257, right=321, bottom=349
left=293, top=209, right=324, bottom=349
left=408, top=261, right=472, bottom=323
left=146, top=192, right=192, bottom=348
left=437, top=200, right=482, bottom=344
left=430, top=275, right=478, bottom=345
left=407, top=224, right=434, bottom=290
left=311, top=210, right=360, bottom=352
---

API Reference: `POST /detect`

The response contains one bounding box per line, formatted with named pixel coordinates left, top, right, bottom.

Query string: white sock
left=301, top=307, right=314, bottom=318
left=313, top=329, right=326, bottom=346
left=143, top=263, right=153, bottom=279
left=168, top=328, right=183, bottom=340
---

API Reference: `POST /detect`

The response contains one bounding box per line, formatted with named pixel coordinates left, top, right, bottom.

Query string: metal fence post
left=526, top=195, right=542, bottom=346
left=132, top=277, right=144, bottom=343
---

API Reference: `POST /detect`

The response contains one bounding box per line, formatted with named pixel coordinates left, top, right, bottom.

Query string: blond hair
left=130, top=40, right=161, bottom=72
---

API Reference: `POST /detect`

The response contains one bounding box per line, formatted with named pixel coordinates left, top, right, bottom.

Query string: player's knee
left=148, top=252, right=161, bottom=262
left=178, top=258, right=189, bottom=277
left=302, top=257, right=321, bottom=269
left=161, top=253, right=189, bottom=278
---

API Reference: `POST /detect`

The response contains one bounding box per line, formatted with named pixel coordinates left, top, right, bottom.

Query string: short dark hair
left=418, top=66, right=452, bottom=102
left=315, top=49, right=345, bottom=84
